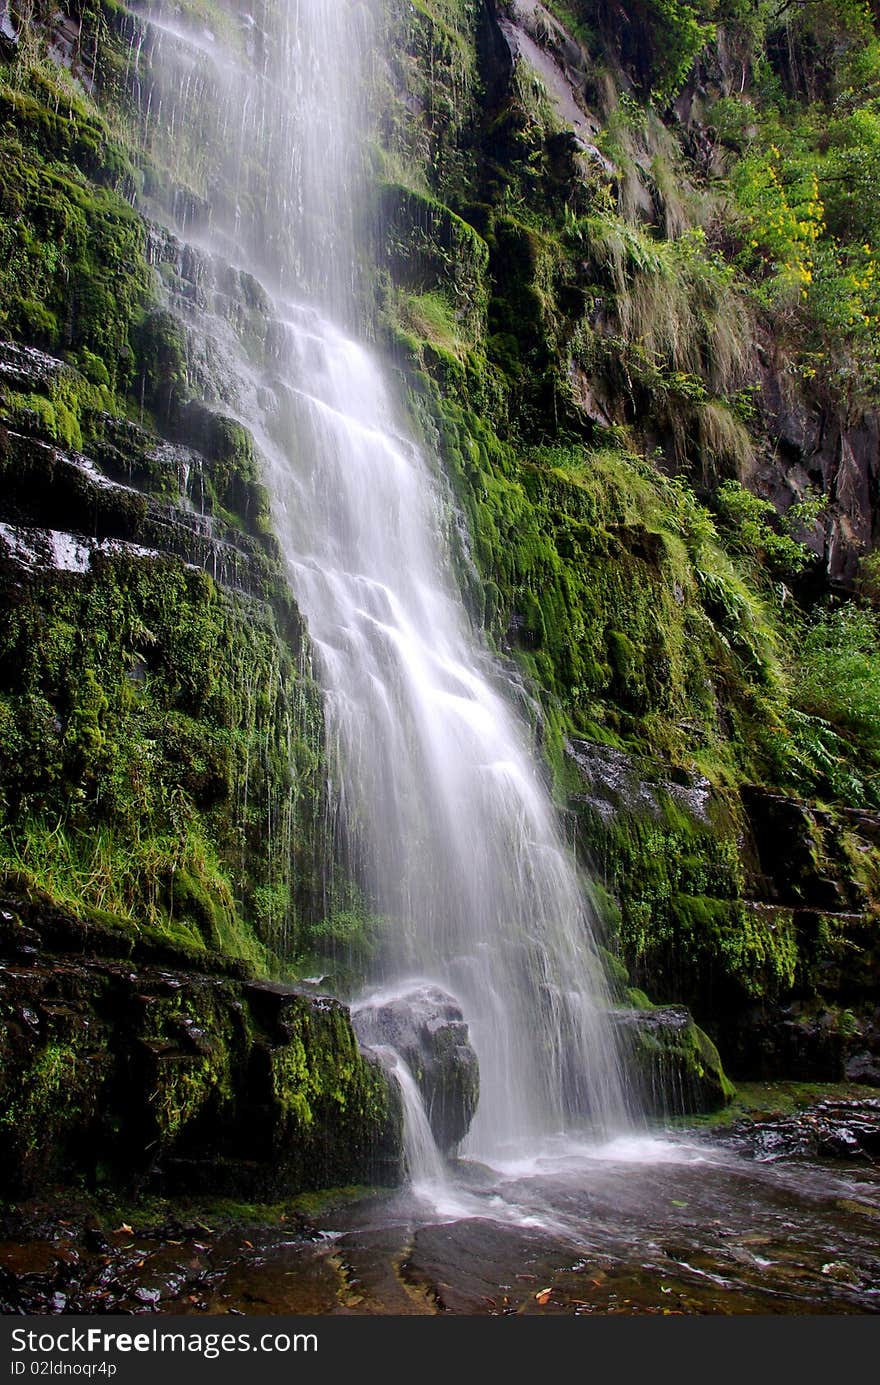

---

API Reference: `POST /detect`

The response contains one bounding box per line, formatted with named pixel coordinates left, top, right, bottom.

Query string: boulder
left=0, top=895, right=403, bottom=1198
left=611, top=1004, right=735, bottom=1115
left=353, top=984, right=479, bottom=1152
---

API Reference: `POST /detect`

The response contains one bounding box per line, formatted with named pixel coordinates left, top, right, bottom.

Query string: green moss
left=370, top=1, right=481, bottom=210
left=270, top=999, right=390, bottom=1137
left=376, top=181, right=489, bottom=340
left=685, top=1079, right=872, bottom=1131
left=401, top=377, right=786, bottom=785
left=0, top=554, right=327, bottom=970
left=0, top=0, right=877, bottom=1111
left=174, top=404, right=274, bottom=543
left=0, top=127, right=149, bottom=391
left=0, top=1027, right=111, bottom=1187
left=0, top=1040, right=88, bottom=1152
left=621, top=1007, right=736, bottom=1114
left=263, top=997, right=402, bottom=1184
left=143, top=987, right=237, bottom=1143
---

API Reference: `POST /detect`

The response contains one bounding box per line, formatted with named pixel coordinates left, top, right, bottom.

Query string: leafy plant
left=715, top=479, right=821, bottom=578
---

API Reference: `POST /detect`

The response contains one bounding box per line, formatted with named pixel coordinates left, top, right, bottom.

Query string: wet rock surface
left=567, top=740, right=712, bottom=825
left=708, top=1097, right=880, bottom=1164
left=0, top=896, right=402, bottom=1201
left=568, top=738, right=880, bottom=1087
left=751, top=367, right=880, bottom=587
left=611, top=1005, right=735, bottom=1114
left=352, top=985, right=479, bottom=1153
left=0, top=335, right=282, bottom=601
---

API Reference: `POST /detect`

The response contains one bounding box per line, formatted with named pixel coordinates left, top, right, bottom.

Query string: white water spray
left=138, top=0, right=628, bottom=1157
left=371, top=1046, right=448, bottom=1192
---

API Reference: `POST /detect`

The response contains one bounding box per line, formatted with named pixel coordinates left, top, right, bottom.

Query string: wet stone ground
left=2, top=1097, right=879, bottom=1316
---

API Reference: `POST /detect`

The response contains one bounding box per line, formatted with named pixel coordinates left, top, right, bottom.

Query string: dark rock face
left=726, top=1001, right=858, bottom=1083
left=0, top=339, right=278, bottom=602
left=352, top=984, right=479, bottom=1152
left=728, top=787, right=880, bottom=1079
left=568, top=737, right=712, bottom=825
left=568, top=737, right=880, bottom=1086
left=739, top=785, right=873, bottom=912
left=611, top=1005, right=735, bottom=1115
left=0, top=896, right=403, bottom=1199
left=752, top=367, right=880, bottom=587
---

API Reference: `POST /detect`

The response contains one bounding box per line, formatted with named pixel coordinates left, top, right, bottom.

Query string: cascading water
left=370, top=1047, right=449, bottom=1193
left=134, top=0, right=628, bottom=1158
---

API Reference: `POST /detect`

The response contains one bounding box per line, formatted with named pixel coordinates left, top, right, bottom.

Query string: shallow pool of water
left=177, top=1130, right=880, bottom=1315
left=3, top=1107, right=879, bottom=1315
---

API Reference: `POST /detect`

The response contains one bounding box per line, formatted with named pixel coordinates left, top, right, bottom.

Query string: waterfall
left=371, top=1047, right=448, bottom=1193
left=137, top=0, right=628, bottom=1156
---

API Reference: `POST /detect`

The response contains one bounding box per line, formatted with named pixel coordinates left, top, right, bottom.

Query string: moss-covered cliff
left=0, top=0, right=404, bottom=1192
left=1, top=0, right=879, bottom=1195
left=367, top=0, right=880, bottom=1081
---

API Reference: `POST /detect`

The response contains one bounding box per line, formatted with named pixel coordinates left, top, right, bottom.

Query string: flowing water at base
left=167, top=1136, right=880, bottom=1315
left=4, top=1102, right=878, bottom=1314
left=13, top=1132, right=871, bottom=1317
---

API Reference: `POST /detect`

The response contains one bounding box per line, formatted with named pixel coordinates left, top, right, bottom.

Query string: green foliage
left=710, top=8, right=880, bottom=396
left=787, top=605, right=880, bottom=803
left=0, top=127, right=149, bottom=390
left=0, top=1041, right=86, bottom=1151
left=378, top=182, right=489, bottom=339
left=715, top=478, right=821, bottom=578
left=395, top=290, right=469, bottom=358
left=0, top=0, right=877, bottom=1049
left=855, top=550, right=880, bottom=606
left=556, top=0, right=715, bottom=102
left=309, top=907, right=386, bottom=961
left=732, top=147, right=825, bottom=302
left=568, top=216, right=752, bottom=410
left=641, top=0, right=717, bottom=102
left=0, top=556, right=326, bottom=964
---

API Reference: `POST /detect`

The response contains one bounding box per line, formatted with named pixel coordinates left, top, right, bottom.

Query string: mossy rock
left=0, top=900, right=404, bottom=1197
left=613, top=1004, right=736, bottom=1115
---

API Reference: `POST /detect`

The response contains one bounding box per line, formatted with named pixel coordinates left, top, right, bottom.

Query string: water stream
left=136, top=0, right=626, bottom=1157
left=369, top=1047, right=449, bottom=1193
left=8, top=1118, right=879, bottom=1313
